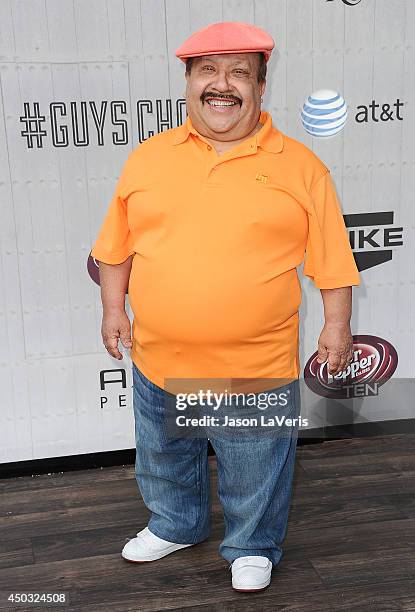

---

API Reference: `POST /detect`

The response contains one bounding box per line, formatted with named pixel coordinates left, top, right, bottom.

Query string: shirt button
left=207, top=145, right=212, bottom=150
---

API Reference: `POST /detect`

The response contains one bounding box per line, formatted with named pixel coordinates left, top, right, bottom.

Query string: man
left=90, top=22, right=360, bottom=593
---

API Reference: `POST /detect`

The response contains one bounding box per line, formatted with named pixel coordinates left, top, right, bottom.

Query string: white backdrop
left=1, top=0, right=414, bottom=463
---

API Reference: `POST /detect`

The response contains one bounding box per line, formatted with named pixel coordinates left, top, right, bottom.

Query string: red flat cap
left=175, top=21, right=275, bottom=63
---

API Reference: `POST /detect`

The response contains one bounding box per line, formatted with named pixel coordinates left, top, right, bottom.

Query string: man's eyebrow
left=198, top=57, right=251, bottom=68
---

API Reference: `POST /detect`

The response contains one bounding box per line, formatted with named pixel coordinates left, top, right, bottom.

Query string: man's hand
left=101, top=310, right=133, bottom=360
left=316, top=321, right=354, bottom=376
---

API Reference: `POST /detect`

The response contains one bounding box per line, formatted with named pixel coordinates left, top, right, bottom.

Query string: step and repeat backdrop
left=1, top=0, right=414, bottom=463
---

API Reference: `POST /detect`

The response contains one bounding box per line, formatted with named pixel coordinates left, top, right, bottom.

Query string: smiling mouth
left=206, top=99, right=237, bottom=107
left=203, top=95, right=241, bottom=109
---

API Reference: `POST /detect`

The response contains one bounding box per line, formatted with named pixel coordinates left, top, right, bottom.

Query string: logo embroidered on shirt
left=255, top=173, right=268, bottom=184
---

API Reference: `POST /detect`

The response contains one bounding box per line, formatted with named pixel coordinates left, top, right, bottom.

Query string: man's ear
left=182, top=73, right=189, bottom=98
left=260, top=80, right=266, bottom=98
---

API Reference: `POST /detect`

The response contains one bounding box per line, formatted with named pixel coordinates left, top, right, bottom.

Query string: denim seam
left=191, top=446, right=204, bottom=544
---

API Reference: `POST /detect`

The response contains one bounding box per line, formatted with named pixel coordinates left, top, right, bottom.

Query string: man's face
left=184, top=53, right=266, bottom=142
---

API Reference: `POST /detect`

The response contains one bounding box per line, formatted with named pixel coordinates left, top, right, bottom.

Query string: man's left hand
left=316, top=322, right=354, bottom=376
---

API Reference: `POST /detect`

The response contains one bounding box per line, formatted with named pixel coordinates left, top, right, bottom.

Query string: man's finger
left=120, top=333, right=133, bottom=348
left=327, top=353, right=341, bottom=373
left=337, top=359, right=348, bottom=373
left=316, top=345, right=328, bottom=363
left=104, top=335, right=122, bottom=359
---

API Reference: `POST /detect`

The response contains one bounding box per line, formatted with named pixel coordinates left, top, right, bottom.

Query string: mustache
left=201, top=92, right=242, bottom=105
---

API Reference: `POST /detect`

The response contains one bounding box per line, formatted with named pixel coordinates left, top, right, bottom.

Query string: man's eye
left=202, top=66, right=214, bottom=71
left=234, top=69, right=247, bottom=75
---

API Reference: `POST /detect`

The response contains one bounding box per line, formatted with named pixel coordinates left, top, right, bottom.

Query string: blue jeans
left=132, top=362, right=301, bottom=567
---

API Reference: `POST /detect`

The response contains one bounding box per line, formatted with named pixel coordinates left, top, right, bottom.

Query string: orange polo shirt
left=90, top=110, right=360, bottom=392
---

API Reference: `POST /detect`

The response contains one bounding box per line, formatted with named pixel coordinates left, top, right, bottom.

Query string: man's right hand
left=101, top=310, right=133, bottom=360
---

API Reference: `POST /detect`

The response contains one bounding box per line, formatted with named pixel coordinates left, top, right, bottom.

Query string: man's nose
left=210, top=69, right=232, bottom=91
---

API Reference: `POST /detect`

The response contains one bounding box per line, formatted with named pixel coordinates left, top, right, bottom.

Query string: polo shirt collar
left=172, top=110, right=283, bottom=153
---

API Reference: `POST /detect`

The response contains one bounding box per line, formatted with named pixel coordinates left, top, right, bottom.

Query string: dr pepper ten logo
left=304, top=334, right=398, bottom=399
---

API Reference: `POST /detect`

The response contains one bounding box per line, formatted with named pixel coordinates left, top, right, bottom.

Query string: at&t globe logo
left=301, top=90, right=348, bottom=138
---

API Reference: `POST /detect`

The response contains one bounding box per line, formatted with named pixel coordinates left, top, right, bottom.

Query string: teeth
left=207, top=100, right=236, bottom=107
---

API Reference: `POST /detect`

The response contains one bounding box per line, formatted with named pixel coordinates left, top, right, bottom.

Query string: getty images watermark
left=163, top=378, right=308, bottom=439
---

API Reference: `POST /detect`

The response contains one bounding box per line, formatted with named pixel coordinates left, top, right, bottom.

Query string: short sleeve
left=90, top=153, right=136, bottom=265
left=303, top=170, right=361, bottom=289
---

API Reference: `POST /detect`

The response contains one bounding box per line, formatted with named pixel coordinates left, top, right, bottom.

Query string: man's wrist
left=323, top=318, right=351, bottom=327
left=103, top=304, right=126, bottom=315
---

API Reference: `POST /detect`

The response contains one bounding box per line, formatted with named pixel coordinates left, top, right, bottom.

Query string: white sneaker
left=230, top=555, right=273, bottom=592
left=121, top=526, right=194, bottom=563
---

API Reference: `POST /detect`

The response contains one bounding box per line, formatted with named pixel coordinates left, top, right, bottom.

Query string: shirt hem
left=130, top=348, right=300, bottom=392
left=130, top=351, right=166, bottom=390
left=91, top=248, right=135, bottom=265
left=306, top=274, right=361, bottom=289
